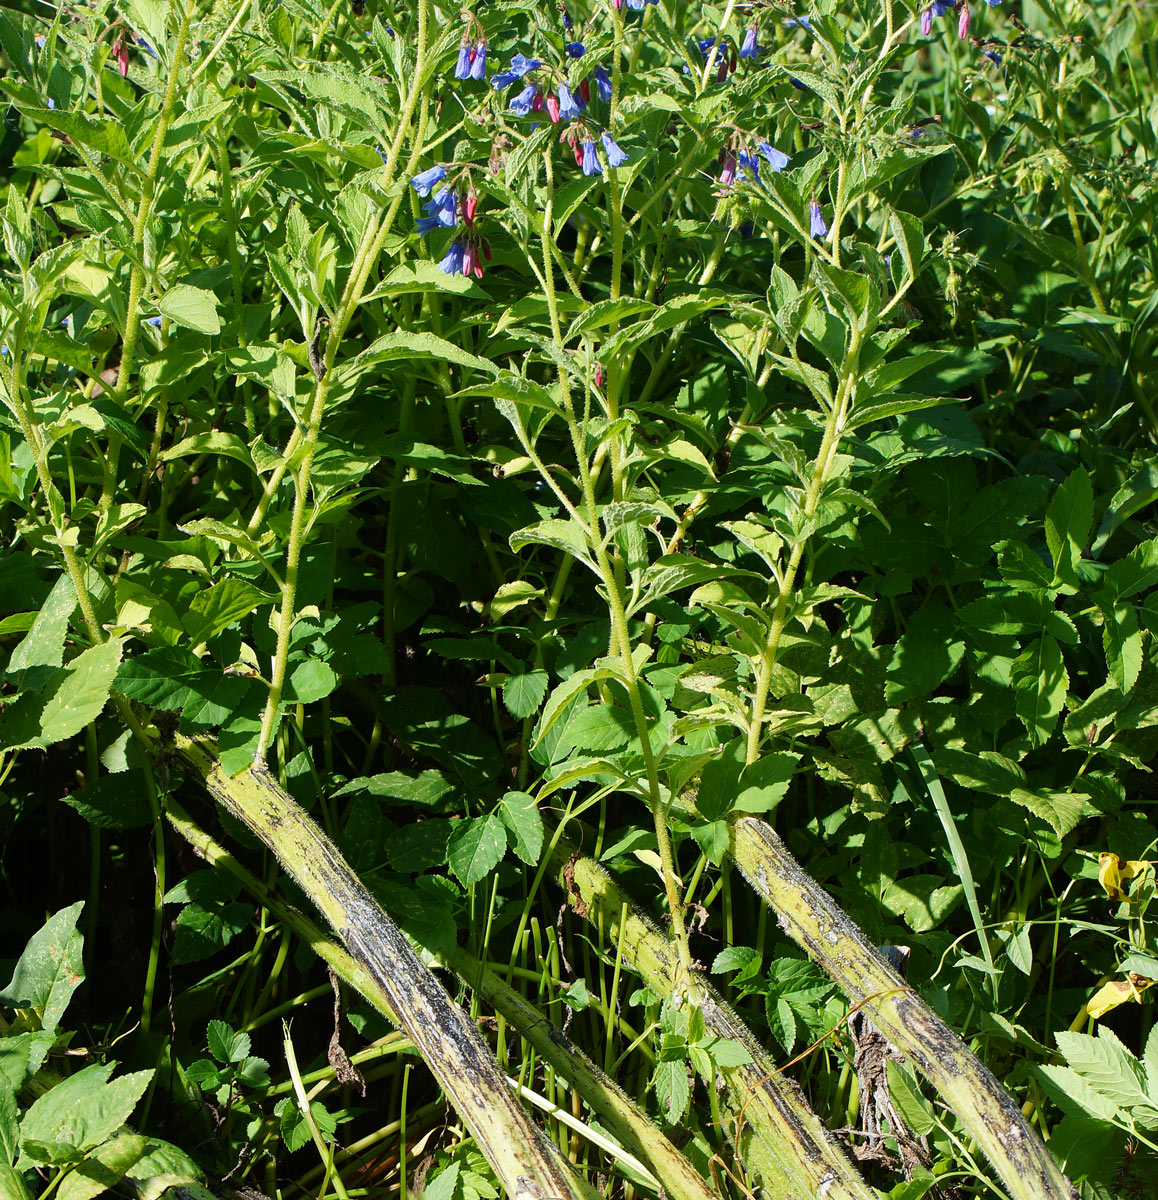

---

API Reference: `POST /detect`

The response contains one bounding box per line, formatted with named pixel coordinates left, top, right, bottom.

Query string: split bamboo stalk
left=174, top=734, right=597, bottom=1200
left=731, top=816, right=1076, bottom=1200
left=550, top=842, right=880, bottom=1200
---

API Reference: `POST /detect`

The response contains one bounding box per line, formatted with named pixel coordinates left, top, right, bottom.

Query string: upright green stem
left=254, top=0, right=434, bottom=761
left=745, top=330, right=861, bottom=765
left=536, top=152, right=694, bottom=990
left=102, top=0, right=197, bottom=509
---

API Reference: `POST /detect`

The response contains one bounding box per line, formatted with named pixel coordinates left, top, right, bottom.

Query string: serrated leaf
left=1010, top=635, right=1068, bottom=747
left=651, top=1058, right=690, bottom=1125
left=56, top=1133, right=149, bottom=1200
left=447, top=815, right=506, bottom=887
left=1055, top=1029, right=1150, bottom=1112
left=497, top=791, right=543, bottom=865
left=207, top=1020, right=251, bottom=1065
left=1045, top=467, right=1093, bottom=578
left=502, top=669, right=548, bottom=719
left=6, top=574, right=77, bottom=675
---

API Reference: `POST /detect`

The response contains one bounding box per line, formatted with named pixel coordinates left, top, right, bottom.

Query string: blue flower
left=809, top=200, right=828, bottom=239
left=566, top=42, right=586, bottom=58
left=145, top=316, right=163, bottom=328
left=592, top=65, right=612, bottom=102
left=757, top=141, right=790, bottom=171
left=490, top=53, right=541, bottom=91
left=469, top=43, right=487, bottom=81
left=581, top=140, right=602, bottom=176
left=627, top=0, right=644, bottom=9
left=410, top=165, right=447, bottom=196
left=737, top=150, right=760, bottom=182
left=740, top=27, right=760, bottom=58
left=454, top=43, right=472, bottom=79
left=558, top=82, right=584, bottom=120
left=984, top=48, right=1003, bottom=64
left=439, top=241, right=466, bottom=275
left=1, top=344, right=9, bottom=356
left=789, top=76, right=809, bottom=91
left=697, top=38, right=716, bottom=58
left=601, top=132, right=629, bottom=167
left=46, top=97, right=55, bottom=110
left=417, top=187, right=458, bottom=234
left=782, top=15, right=813, bottom=30
left=510, top=83, right=538, bottom=115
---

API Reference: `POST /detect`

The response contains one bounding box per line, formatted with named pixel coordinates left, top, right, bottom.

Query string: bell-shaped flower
left=757, top=141, right=790, bottom=172
left=439, top=241, right=466, bottom=275
left=558, top=82, right=584, bottom=120
left=581, top=140, right=602, bottom=176
left=601, top=132, right=628, bottom=168
left=809, top=199, right=828, bottom=239
left=410, top=165, right=447, bottom=197
left=511, top=83, right=539, bottom=115
left=592, top=65, right=613, bottom=102
left=469, top=43, right=487, bottom=80
left=740, top=27, right=760, bottom=58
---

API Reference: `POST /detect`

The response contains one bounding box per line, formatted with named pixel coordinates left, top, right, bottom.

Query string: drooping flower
left=469, top=43, right=487, bottom=80
left=782, top=15, right=813, bottom=30
left=983, top=48, right=1003, bottom=64
left=720, top=155, right=736, bottom=186
left=463, top=192, right=478, bottom=224
left=740, top=27, right=760, bottom=58
left=737, top=149, right=760, bottom=183
left=757, top=141, right=790, bottom=172
left=417, top=186, right=458, bottom=235
left=454, top=42, right=472, bottom=79
left=809, top=199, right=828, bottom=239
left=566, top=42, right=586, bottom=58
left=697, top=38, right=716, bottom=58
left=490, top=53, right=541, bottom=90
left=439, top=241, right=466, bottom=275
left=581, top=140, right=602, bottom=176
left=510, top=83, right=539, bottom=115
left=463, top=242, right=483, bottom=279
left=145, top=316, right=163, bottom=328
left=592, top=65, right=613, bottom=102
left=410, top=165, right=447, bottom=196
left=546, top=94, right=561, bottom=122
left=922, top=0, right=952, bottom=34
left=557, top=82, right=584, bottom=120
left=601, top=132, right=629, bottom=168
left=957, top=2, right=971, bottom=38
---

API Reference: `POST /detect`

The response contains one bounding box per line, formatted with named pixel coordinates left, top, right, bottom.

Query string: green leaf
left=1044, top=467, right=1093, bottom=580
left=17, top=1066, right=153, bottom=1168
left=454, top=371, right=563, bottom=415
left=62, top=770, right=154, bottom=830
left=1055, top=1029, right=1154, bottom=1114
left=562, top=704, right=635, bottom=753
left=286, top=658, right=338, bottom=704
left=5, top=574, right=77, bottom=675
left=497, top=792, right=543, bottom=865
left=207, top=1020, right=251, bottom=1065
left=691, top=820, right=730, bottom=866
left=57, top=1133, right=150, bottom=1200
left=339, top=331, right=496, bottom=385
left=447, top=815, right=507, bottom=886
left=1099, top=600, right=1143, bottom=692
left=630, top=555, right=756, bottom=618
left=172, top=901, right=250, bottom=965
left=711, top=947, right=759, bottom=975
left=885, top=1061, right=936, bottom=1137
left=651, top=1058, right=690, bottom=1125
left=734, top=753, right=799, bottom=814
left=157, top=284, right=221, bottom=335
left=184, top=579, right=271, bottom=646
left=114, top=647, right=203, bottom=709
left=0, top=903, right=85, bottom=1034
left=699, top=1037, right=752, bottom=1069
left=501, top=669, right=549, bottom=720
left=510, top=518, right=597, bottom=574
left=1011, top=635, right=1068, bottom=746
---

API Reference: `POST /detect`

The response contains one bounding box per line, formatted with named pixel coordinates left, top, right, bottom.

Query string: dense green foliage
left=1, top=0, right=1157, bottom=1197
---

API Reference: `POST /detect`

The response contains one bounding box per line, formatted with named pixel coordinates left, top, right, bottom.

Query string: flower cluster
left=922, top=0, right=1001, bottom=38
left=719, top=138, right=791, bottom=189
left=455, top=39, right=487, bottom=81
left=410, top=167, right=491, bottom=278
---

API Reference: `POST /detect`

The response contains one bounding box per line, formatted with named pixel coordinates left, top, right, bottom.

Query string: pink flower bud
left=547, top=94, right=560, bottom=123
left=958, top=2, right=971, bottom=38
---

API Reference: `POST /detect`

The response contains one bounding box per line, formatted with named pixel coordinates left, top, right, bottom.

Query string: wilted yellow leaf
left=1087, top=980, right=1137, bottom=1019
left=1097, top=852, right=1152, bottom=902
